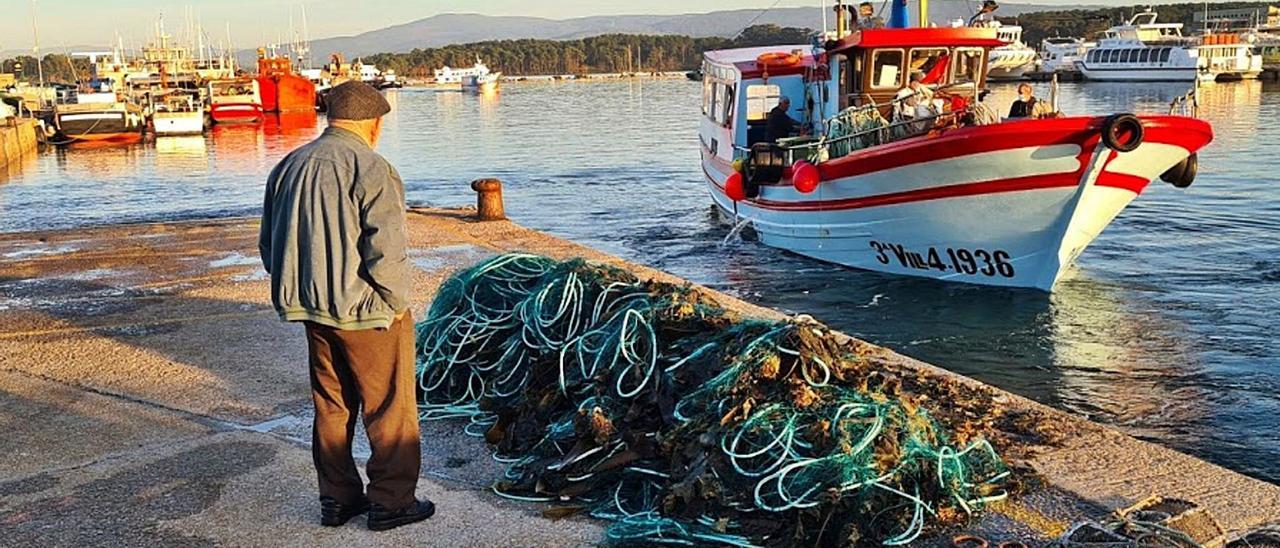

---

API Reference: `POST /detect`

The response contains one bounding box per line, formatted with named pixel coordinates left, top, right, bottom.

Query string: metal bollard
left=471, top=178, right=506, bottom=221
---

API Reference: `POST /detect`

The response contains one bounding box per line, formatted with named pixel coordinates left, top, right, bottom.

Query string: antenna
left=30, top=0, right=46, bottom=90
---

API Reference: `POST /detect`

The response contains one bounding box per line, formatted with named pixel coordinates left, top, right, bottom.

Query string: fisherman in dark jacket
left=259, top=81, right=435, bottom=532
left=766, top=97, right=804, bottom=142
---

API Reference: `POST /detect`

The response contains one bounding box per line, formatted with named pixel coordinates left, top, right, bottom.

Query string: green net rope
left=416, top=253, right=1010, bottom=546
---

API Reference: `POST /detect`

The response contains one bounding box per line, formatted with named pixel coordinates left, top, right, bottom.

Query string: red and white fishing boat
left=207, top=78, right=265, bottom=124
left=700, top=2, right=1212, bottom=291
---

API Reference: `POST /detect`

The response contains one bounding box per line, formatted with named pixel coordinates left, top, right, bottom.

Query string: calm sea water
left=3, top=79, right=1277, bottom=484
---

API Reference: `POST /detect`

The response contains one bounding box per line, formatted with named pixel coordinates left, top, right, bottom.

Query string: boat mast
left=29, top=0, right=46, bottom=92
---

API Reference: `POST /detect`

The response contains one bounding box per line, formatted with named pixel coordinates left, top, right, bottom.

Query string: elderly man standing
left=259, top=81, right=434, bottom=532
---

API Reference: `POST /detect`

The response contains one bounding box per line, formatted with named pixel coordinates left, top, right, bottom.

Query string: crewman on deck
left=856, top=2, right=885, bottom=29
left=766, top=96, right=805, bottom=142
left=259, top=81, right=436, bottom=533
left=894, top=72, right=935, bottom=121
left=1007, top=83, right=1057, bottom=119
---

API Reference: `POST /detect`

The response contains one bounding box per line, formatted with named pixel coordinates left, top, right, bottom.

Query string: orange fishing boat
left=255, top=51, right=316, bottom=114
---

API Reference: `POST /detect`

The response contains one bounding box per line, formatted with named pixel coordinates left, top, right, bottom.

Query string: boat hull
left=210, top=103, right=264, bottom=124
left=703, top=116, right=1213, bottom=291
left=153, top=112, right=205, bottom=136
left=1078, top=64, right=1198, bottom=82
left=54, top=110, right=144, bottom=142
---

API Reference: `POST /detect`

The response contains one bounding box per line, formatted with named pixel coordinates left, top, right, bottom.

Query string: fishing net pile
left=415, top=253, right=1012, bottom=546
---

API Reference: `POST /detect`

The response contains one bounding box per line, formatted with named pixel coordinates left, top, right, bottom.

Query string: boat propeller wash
left=413, top=254, right=1067, bottom=546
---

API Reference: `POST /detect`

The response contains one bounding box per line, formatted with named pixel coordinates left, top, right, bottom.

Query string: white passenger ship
left=1078, top=10, right=1262, bottom=82
left=1078, top=11, right=1199, bottom=81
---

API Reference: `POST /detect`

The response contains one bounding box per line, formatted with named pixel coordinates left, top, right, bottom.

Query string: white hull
left=153, top=111, right=205, bottom=136
left=1078, top=64, right=1197, bottom=82
left=702, top=124, right=1202, bottom=291
left=988, top=47, right=1038, bottom=80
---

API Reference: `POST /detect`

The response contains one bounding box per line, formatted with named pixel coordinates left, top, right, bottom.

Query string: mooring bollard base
left=471, top=178, right=506, bottom=221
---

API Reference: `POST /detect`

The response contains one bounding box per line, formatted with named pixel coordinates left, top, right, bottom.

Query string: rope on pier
left=415, top=253, right=1011, bottom=546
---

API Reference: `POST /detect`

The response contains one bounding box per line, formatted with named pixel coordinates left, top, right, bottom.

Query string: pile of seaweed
left=415, top=253, right=1013, bottom=546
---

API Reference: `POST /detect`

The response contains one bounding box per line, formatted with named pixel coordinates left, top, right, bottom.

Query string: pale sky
left=1, top=0, right=1210, bottom=52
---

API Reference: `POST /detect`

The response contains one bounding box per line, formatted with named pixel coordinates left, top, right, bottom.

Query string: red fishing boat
left=700, top=1, right=1212, bottom=291
left=207, top=78, right=265, bottom=124
left=255, top=52, right=317, bottom=113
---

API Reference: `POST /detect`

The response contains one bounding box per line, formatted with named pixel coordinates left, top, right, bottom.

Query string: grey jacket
left=259, top=127, right=410, bottom=330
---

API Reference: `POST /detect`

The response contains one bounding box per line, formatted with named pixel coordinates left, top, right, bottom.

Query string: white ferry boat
left=1078, top=11, right=1199, bottom=82
left=699, top=4, right=1212, bottom=291
left=1039, top=37, right=1092, bottom=74
left=1190, top=33, right=1262, bottom=81
left=983, top=22, right=1038, bottom=80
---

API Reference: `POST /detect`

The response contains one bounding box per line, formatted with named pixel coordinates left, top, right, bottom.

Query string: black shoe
left=367, top=499, right=436, bottom=532
left=320, top=495, right=370, bottom=527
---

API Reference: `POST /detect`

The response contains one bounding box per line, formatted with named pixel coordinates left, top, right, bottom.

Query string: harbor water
left=2, top=79, right=1277, bottom=484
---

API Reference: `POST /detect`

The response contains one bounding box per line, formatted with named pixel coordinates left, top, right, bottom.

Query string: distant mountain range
left=4, top=3, right=1102, bottom=64
left=302, top=4, right=1100, bottom=60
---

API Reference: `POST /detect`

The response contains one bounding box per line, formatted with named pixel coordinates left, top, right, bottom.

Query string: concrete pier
left=0, top=118, right=39, bottom=174
left=1, top=208, right=1277, bottom=545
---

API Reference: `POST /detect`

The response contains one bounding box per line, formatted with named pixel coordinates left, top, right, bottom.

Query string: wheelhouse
left=827, top=27, right=1003, bottom=112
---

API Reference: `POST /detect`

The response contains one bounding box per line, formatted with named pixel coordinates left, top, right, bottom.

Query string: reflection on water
left=1, top=81, right=1277, bottom=484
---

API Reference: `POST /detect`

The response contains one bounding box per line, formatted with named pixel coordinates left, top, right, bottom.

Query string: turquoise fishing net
left=416, top=253, right=1010, bottom=546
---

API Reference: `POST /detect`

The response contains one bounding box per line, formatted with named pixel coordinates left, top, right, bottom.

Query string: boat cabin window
left=908, top=48, right=949, bottom=84
left=701, top=74, right=735, bottom=128
left=745, top=84, right=782, bottom=121
left=952, top=48, right=985, bottom=85
left=1159, top=48, right=1172, bottom=62
left=871, top=49, right=905, bottom=89
left=1139, top=49, right=1150, bottom=63
left=1107, top=50, right=1120, bottom=63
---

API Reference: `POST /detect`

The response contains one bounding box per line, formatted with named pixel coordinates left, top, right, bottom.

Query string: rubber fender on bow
left=756, top=51, right=803, bottom=69
left=1160, top=153, right=1198, bottom=188
left=1100, top=113, right=1144, bottom=153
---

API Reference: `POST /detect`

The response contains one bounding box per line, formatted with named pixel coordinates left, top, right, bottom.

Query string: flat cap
left=326, top=80, right=390, bottom=121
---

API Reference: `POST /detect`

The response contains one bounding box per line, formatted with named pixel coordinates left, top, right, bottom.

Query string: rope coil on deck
left=415, top=253, right=1011, bottom=546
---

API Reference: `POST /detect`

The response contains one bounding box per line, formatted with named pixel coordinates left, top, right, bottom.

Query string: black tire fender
left=1160, top=153, right=1198, bottom=188
left=1101, top=113, right=1144, bottom=153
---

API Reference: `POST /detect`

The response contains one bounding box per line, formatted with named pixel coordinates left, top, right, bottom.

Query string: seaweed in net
left=416, top=253, right=1012, bottom=546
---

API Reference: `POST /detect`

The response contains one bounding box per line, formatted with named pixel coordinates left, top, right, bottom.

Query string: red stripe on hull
left=748, top=173, right=1082, bottom=211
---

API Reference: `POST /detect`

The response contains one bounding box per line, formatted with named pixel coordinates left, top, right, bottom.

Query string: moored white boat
left=983, top=23, right=1038, bottom=80
left=1077, top=10, right=1199, bottom=82
left=150, top=90, right=205, bottom=136
left=1190, top=33, right=1263, bottom=81
left=699, top=7, right=1213, bottom=292
left=1040, top=37, right=1092, bottom=74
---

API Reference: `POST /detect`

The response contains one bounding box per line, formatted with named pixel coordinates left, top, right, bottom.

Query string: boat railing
left=1169, top=87, right=1199, bottom=117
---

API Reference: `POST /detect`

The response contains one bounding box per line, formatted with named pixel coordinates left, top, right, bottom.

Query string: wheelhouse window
left=953, top=48, right=984, bottom=84
left=908, top=48, right=949, bottom=84
left=745, top=84, right=781, bottom=121
left=871, top=49, right=905, bottom=89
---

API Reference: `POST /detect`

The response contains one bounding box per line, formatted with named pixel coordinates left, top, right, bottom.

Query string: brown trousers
left=304, top=312, right=421, bottom=510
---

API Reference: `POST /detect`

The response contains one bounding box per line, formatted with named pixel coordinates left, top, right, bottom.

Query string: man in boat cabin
left=894, top=72, right=936, bottom=122
left=259, top=80, right=436, bottom=532
left=1007, top=83, right=1057, bottom=119
left=856, top=2, right=885, bottom=29
left=766, top=96, right=806, bottom=142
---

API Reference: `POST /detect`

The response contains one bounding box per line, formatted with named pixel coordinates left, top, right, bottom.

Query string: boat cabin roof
left=703, top=44, right=818, bottom=79
left=827, top=27, right=1006, bottom=54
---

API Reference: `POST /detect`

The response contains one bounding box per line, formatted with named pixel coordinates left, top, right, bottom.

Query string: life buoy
left=1160, top=153, right=1198, bottom=188
left=756, top=52, right=802, bottom=70
left=1101, top=113, right=1144, bottom=153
